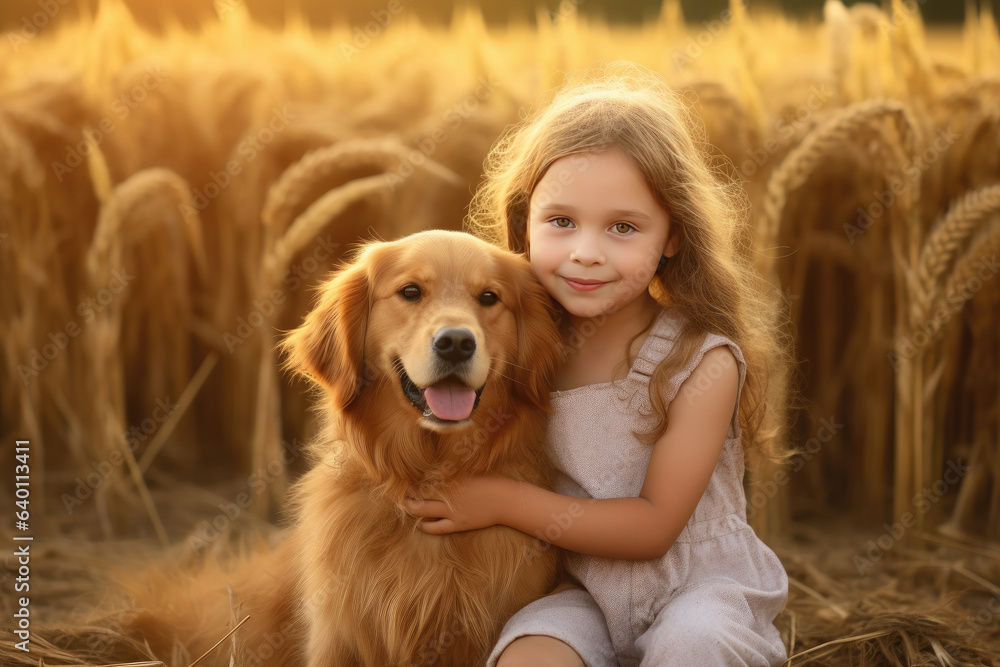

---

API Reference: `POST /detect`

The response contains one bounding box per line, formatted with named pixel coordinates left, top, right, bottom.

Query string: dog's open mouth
left=397, top=363, right=484, bottom=422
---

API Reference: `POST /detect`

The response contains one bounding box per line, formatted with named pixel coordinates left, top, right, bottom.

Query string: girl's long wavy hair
left=465, top=62, right=800, bottom=471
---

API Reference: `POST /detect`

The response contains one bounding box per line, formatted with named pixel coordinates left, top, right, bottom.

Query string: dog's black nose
left=433, top=327, right=476, bottom=362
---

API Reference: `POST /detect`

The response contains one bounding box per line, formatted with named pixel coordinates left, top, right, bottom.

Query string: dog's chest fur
left=293, top=457, right=557, bottom=665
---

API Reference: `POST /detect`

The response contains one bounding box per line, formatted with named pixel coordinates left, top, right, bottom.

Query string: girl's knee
left=496, top=635, right=585, bottom=667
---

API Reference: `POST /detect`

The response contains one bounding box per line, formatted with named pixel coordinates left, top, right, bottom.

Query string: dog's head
left=281, top=230, right=562, bottom=434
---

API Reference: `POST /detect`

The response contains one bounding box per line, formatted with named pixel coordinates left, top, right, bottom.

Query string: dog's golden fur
left=118, top=230, right=564, bottom=666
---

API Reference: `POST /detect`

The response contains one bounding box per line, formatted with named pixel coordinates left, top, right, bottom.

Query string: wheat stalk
left=82, top=168, right=216, bottom=544
left=261, top=137, right=462, bottom=242
left=927, top=221, right=1000, bottom=344
left=912, top=184, right=1000, bottom=326
left=86, top=168, right=208, bottom=284
left=889, top=0, right=934, bottom=100
left=825, top=0, right=852, bottom=102
left=264, top=174, right=389, bottom=283
left=658, top=0, right=685, bottom=40
left=756, top=99, right=919, bottom=275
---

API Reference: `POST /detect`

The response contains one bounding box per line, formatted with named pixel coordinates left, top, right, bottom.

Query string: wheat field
left=1, top=0, right=999, bottom=664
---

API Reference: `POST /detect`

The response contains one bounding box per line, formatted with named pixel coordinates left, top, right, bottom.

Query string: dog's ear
left=280, top=250, right=373, bottom=409
left=510, top=257, right=563, bottom=410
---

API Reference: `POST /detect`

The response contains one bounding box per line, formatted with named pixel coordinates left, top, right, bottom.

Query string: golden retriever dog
left=281, top=228, right=563, bottom=665
left=77, top=229, right=563, bottom=667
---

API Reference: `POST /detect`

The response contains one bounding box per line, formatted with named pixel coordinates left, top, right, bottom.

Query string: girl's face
left=527, top=145, right=678, bottom=321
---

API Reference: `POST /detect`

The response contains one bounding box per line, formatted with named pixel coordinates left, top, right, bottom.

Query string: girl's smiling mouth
left=562, top=277, right=609, bottom=291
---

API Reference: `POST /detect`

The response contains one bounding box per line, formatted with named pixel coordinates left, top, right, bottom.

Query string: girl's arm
left=406, top=346, right=740, bottom=561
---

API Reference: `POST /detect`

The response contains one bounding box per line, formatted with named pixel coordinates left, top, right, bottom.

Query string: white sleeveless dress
left=486, top=306, right=788, bottom=667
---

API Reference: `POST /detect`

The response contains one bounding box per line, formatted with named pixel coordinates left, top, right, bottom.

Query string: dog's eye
left=479, top=290, right=498, bottom=306
left=400, top=284, right=421, bottom=301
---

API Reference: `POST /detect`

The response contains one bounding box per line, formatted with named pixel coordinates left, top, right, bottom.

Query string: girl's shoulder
left=634, top=307, right=747, bottom=406
left=643, top=306, right=746, bottom=369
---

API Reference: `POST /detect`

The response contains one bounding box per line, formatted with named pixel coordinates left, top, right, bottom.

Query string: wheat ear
left=912, top=184, right=1000, bottom=326
left=86, top=168, right=208, bottom=284
left=264, top=174, right=389, bottom=283
left=261, top=137, right=462, bottom=239
left=924, top=222, right=1000, bottom=345
left=756, top=99, right=918, bottom=274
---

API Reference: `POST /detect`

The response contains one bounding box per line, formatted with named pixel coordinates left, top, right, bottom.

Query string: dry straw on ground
left=1, top=0, right=999, bottom=664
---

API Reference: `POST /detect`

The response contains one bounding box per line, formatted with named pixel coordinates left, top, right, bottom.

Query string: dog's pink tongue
left=423, top=380, right=476, bottom=421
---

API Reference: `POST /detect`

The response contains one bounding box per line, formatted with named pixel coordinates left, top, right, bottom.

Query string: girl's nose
left=569, top=232, right=605, bottom=265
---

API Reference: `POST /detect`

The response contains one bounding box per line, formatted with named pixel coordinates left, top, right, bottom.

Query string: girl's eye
left=551, top=217, right=573, bottom=228
left=400, top=284, right=421, bottom=301
left=613, top=222, right=635, bottom=234
left=479, top=290, right=498, bottom=306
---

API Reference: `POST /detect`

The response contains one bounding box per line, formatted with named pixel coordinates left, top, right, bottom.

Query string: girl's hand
left=405, top=475, right=512, bottom=534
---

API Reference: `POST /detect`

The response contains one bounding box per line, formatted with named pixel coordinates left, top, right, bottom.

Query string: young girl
left=406, top=62, right=795, bottom=667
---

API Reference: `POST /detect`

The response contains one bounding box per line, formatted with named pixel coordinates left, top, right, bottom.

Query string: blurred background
left=1, top=0, right=999, bottom=27
left=1, top=0, right=999, bottom=663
